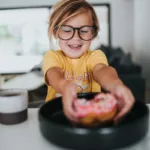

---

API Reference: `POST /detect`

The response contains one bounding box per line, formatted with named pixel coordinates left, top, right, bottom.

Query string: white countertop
left=0, top=107, right=150, bottom=150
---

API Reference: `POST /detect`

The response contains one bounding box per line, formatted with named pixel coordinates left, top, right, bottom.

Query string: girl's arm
left=46, top=67, right=79, bottom=122
left=93, top=63, right=135, bottom=123
left=93, top=64, right=123, bottom=91
left=46, top=67, right=68, bottom=94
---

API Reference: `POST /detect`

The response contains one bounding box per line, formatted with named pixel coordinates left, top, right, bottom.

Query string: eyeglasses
left=56, top=25, right=97, bottom=41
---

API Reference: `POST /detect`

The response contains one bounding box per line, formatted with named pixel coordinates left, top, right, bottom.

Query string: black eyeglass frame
left=55, top=25, right=98, bottom=41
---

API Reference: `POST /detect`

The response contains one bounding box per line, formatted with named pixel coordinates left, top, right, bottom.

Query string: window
left=0, top=7, right=50, bottom=56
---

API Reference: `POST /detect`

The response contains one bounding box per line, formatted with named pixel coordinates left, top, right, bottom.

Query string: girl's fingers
left=64, top=107, right=79, bottom=123
left=63, top=84, right=79, bottom=122
left=114, top=105, right=130, bottom=123
left=63, top=101, right=79, bottom=122
left=114, top=89, right=135, bottom=123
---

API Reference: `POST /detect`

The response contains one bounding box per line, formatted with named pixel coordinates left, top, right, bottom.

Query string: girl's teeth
left=70, top=45, right=81, bottom=48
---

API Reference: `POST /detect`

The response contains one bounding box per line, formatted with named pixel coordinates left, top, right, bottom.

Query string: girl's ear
left=53, top=30, right=59, bottom=39
left=53, top=30, right=57, bottom=39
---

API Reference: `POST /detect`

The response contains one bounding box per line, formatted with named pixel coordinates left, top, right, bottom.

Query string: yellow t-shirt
left=42, top=50, right=108, bottom=102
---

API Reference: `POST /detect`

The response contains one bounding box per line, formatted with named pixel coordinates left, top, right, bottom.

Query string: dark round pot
left=38, top=92, right=149, bottom=150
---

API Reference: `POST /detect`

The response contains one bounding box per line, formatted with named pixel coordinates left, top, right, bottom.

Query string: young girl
left=43, top=0, right=135, bottom=123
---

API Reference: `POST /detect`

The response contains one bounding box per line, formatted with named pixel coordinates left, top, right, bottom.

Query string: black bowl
left=38, top=92, right=149, bottom=150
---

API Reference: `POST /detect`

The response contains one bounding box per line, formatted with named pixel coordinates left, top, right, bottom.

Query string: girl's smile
left=68, top=44, right=82, bottom=51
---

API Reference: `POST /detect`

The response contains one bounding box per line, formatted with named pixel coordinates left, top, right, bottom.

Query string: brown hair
left=48, top=0, right=99, bottom=39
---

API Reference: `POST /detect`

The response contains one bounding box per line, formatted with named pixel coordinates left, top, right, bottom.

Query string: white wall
left=134, top=0, right=150, bottom=86
left=91, top=0, right=134, bottom=53
left=0, top=0, right=134, bottom=53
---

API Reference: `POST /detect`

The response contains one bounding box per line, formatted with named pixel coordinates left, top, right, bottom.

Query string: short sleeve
left=42, top=50, right=63, bottom=76
left=88, top=50, right=108, bottom=71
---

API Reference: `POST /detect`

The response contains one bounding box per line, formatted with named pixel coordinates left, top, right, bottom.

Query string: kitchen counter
left=0, top=107, right=150, bottom=150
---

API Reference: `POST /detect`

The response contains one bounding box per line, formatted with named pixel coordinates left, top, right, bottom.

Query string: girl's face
left=57, top=12, right=93, bottom=59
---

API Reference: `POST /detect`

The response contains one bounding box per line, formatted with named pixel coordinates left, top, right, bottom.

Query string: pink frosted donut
left=73, top=93, right=118, bottom=126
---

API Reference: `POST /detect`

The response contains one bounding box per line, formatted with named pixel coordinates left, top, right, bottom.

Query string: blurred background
left=0, top=0, right=149, bottom=104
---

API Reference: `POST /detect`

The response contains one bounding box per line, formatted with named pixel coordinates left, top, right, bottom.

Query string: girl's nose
left=72, top=30, right=80, bottom=40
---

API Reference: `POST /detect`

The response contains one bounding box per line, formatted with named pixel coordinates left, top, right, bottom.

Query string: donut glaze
left=74, top=93, right=118, bottom=127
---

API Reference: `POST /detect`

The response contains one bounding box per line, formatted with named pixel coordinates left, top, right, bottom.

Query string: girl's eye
left=63, top=30, right=72, bottom=32
left=60, top=26, right=72, bottom=32
left=60, top=28, right=72, bottom=32
left=80, top=30, right=89, bottom=33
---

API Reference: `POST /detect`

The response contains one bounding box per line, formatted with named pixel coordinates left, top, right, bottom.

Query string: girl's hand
left=62, top=81, right=79, bottom=123
left=111, top=83, right=135, bottom=124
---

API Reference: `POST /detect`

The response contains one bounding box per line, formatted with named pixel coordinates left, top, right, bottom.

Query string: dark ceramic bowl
left=38, top=92, right=149, bottom=150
